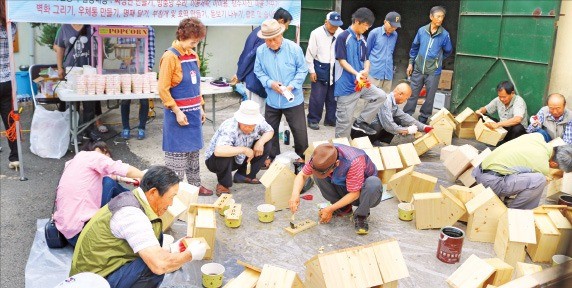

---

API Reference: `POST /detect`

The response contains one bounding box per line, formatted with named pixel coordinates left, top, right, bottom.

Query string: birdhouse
left=465, top=187, right=507, bottom=243
left=304, top=238, right=409, bottom=288
left=493, top=209, right=536, bottom=267
left=260, top=161, right=296, bottom=211
left=429, top=108, right=457, bottom=129
left=412, top=186, right=466, bottom=230
left=446, top=254, right=495, bottom=288
left=379, top=146, right=403, bottom=184
left=440, top=145, right=459, bottom=162
left=331, top=137, right=351, bottom=146
left=526, top=212, right=561, bottom=263
left=363, top=147, right=384, bottom=171
left=176, top=182, right=199, bottom=221
left=388, top=166, right=437, bottom=202
left=546, top=172, right=572, bottom=201
left=350, top=136, right=374, bottom=149
left=545, top=210, right=572, bottom=256
left=443, top=144, right=479, bottom=179
left=304, top=140, right=330, bottom=162
left=159, top=195, right=187, bottom=232
left=474, top=118, right=507, bottom=146
left=515, top=262, right=542, bottom=278
left=257, top=264, right=305, bottom=288
left=397, top=143, right=421, bottom=167
left=483, top=258, right=514, bottom=287
left=187, top=204, right=217, bottom=260
left=224, top=260, right=261, bottom=288
left=454, top=107, right=480, bottom=139
left=448, top=185, right=479, bottom=222
left=431, top=117, right=455, bottom=145
left=413, top=131, right=442, bottom=156
left=458, top=148, right=492, bottom=187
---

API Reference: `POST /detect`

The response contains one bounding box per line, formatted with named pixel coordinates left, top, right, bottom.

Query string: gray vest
left=539, top=106, right=572, bottom=140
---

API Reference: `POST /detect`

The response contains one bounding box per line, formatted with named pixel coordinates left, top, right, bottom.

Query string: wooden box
left=526, top=213, right=561, bottom=263
left=448, top=185, right=478, bottom=222
left=494, top=209, right=536, bottom=267
left=350, top=136, right=374, bottom=149
left=413, top=131, right=441, bottom=156
left=466, top=187, right=507, bottom=243
left=331, top=137, right=351, bottom=146
left=546, top=172, right=572, bottom=201
left=397, top=143, right=421, bottom=167
left=429, top=108, right=457, bottom=129
left=432, top=118, right=455, bottom=145
left=454, top=107, right=479, bottom=139
left=484, top=258, right=514, bottom=286
left=304, top=239, right=409, bottom=288
left=474, top=119, right=508, bottom=146
left=446, top=254, right=495, bottom=288
left=388, top=166, right=437, bottom=202
left=363, top=147, right=384, bottom=171
left=188, top=205, right=217, bottom=260
left=176, top=182, right=199, bottom=221
left=443, top=144, right=479, bottom=179
left=440, top=145, right=459, bottom=162
left=515, top=262, right=542, bottom=278
left=546, top=210, right=572, bottom=256
left=412, top=186, right=466, bottom=230
left=260, top=161, right=296, bottom=211
left=379, top=146, right=403, bottom=184
left=159, top=195, right=187, bottom=232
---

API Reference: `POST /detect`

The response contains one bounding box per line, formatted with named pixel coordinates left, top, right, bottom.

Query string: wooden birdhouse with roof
left=260, top=161, right=296, bottom=211
left=493, top=208, right=536, bottom=267
left=224, top=260, right=304, bottom=288
left=397, top=143, right=421, bottom=167
left=379, top=146, right=403, bottom=184
left=388, top=166, right=437, bottom=202
left=465, top=187, right=507, bottom=243
left=483, top=258, right=514, bottom=287
left=474, top=117, right=507, bottom=146
left=447, top=254, right=495, bottom=288
left=526, top=212, right=562, bottom=263
left=413, top=131, right=442, bottom=156
left=454, top=107, right=480, bottom=139
left=430, top=108, right=456, bottom=145
left=304, top=238, right=409, bottom=288
left=159, top=194, right=187, bottom=232
left=443, top=144, right=479, bottom=179
left=412, top=186, right=466, bottom=230
left=187, top=203, right=217, bottom=260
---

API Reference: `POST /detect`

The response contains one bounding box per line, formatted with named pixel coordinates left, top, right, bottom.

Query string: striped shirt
left=0, top=23, right=16, bottom=83
left=527, top=107, right=572, bottom=144
left=302, top=155, right=367, bottom=192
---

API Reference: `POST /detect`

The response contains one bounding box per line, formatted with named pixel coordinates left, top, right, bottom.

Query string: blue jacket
left=409, top=24, right=453, bottom=76
left=236, top=27, right=267, bottom=98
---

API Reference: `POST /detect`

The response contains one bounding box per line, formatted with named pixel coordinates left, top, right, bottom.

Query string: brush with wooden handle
left=290, top=213, right=296, bottom=229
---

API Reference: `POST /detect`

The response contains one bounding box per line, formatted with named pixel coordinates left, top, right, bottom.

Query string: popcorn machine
left=91, top=26, right=149, bottom=74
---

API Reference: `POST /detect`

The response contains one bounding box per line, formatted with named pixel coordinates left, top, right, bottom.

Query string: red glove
left=178, top=239, right=187, bottom=252
left=424, top=126, right=434, bottom=133
left=354, top=78, right=371, bottom=92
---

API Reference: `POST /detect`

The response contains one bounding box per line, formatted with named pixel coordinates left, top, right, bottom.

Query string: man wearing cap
left=334, top=7, right=386, bottom=138
left=289, top=143, right=383, bottom=235
left=205, top=100, right=274, bottom=195
left=367, top=12, right=401, bottom=93
left=231, top=8, right=293, bottom=114
left=403, top=6, right=453, bottom=124
left=254, top=19, right=309, bottom=162
left=305, top=11, right=344, bottom=130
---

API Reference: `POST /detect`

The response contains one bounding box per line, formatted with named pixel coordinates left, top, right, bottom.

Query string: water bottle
left=278, top=121, right=285, bottom=140
left=284, top=129, right=290, bottom=145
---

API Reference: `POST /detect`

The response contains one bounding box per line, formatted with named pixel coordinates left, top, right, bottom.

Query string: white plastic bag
left=30, top=106, right=71, bottom=159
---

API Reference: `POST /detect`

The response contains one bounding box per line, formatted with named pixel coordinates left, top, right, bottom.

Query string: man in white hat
left=205, top=100, right=274, bottom=195
left=254, top=18, right=309, bottom=165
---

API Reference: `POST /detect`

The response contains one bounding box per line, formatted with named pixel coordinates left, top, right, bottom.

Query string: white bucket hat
left=257, top=19, right=285, bottom=39
left=234, top=100, right=264, bottom=125
left=54, top=272, right=110, bottom=288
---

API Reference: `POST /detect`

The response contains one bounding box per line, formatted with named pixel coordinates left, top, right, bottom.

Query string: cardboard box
left=438, top=70, right=453, bottom=90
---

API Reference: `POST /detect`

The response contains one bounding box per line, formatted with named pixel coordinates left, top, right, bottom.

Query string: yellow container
left=224, top=209, right=242, bottom=228
left=398, top=203, right=414, bottom=221
left=201, top=263, right=225, bottom=288
left=257, top=204, right=276, bottom=223
left=218, top=199, right=235, bottom=216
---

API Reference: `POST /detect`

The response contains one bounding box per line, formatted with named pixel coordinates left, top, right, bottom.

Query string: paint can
left=397, top=203, right=414, bottom=221
left=201, top=263, right=225, bottom=288
left=436, top=226, right=465, bottom=264
left=558, top=195, right=572, bottom=207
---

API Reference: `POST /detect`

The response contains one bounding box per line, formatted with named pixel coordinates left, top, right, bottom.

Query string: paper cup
left=201, top=263, right=225, bottom=288
left=257, top=204, right=275, bottom=223
left=218, top=199, right=235, bottom=216
left=224, top=209, right=242, bottom=228
left=398, top=203, right=414, bottom=221
left=552, top=254, right=572, bottom=266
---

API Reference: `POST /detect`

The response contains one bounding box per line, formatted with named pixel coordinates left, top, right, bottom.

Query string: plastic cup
left=398, top=203, right=414, bottom=221
left=257, top=204, right=276, bottom=223
left=201, top=263, right=225, bottom=288
left=224, top=209, right=242, bottom=228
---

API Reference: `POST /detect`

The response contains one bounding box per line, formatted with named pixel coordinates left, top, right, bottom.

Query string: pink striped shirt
left=302, top=156, right=366, bottom=192
left=53, top=151, right=129, bottom=238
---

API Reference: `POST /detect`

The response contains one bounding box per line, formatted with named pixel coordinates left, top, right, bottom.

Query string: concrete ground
left=0, top=92, right=555, bottom=287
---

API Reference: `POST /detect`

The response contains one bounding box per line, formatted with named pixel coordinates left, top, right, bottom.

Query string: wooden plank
left=440, top=145, right=459, bottom=162
left=159, top=195, right=187, bottom=231
left=345, top=246, right=384, bottom=287
left=331, top=137, right=351, bottom=146
left=397, top=143, right=421, bottom=167
left=194, top=206, right=216, bottom=260
left=318, top=251, right=356, bottom=288
left=458, top=167, right=476, bottom=187
left=285, top=219, right=317, bottom=235
left=257, top=264, right=297, bottom=288
left=443, top=144, right=479, bottom=179
left=466, top=188, right=507, bottom=243
left=446, top=254, right=495, bottom=288
left=515, top=262, right=542, bottom=278
left=507, top=208, right=537, bottom=244
left=350, top=136, right=374, bottom=149
left=364, top=147, right=385, bottom=171
left=371, top=239, right=410, bottom=283
left=484, top=258, right=514, bottom=287
left=379, top=146, right=403, bottom=170
left=471, top=148, right=492, bottom=167
left=213, top=194, right=233, bottom=210
left=177, top=182, right=199, bottom=221
left=546, top=210, right=572, bottom=255
left=223, top=268, right=260, bottom=288
left=526, top=213, right=561, bottom=263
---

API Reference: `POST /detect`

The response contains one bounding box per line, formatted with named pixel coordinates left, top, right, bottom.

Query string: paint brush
left=290, top=213, right=296, bottom=229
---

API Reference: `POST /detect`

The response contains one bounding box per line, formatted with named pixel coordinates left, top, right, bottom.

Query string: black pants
left=265, top=103, right=309, bottom=159
left=0, top=81, right=18, bottom=161
left=205, top=140, right=271, bottom=188
left=350, top=122, right=394, bottom=144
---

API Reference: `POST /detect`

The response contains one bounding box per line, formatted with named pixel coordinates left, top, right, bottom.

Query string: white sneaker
left=8, top=161, right=19, bottom=170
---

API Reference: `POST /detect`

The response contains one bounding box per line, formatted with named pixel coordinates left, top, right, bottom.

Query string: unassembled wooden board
left=285, top=219, right=317, bottom=235
left=350, top=136, right=374, bottom=149
left=160, top=196, right=187, bottom=232
left=546, top=210, right=572, bottom=255
left=440, top=145, right=459, bottom=162
left=379, top=146, right=403, bottom=170
left=526, top=213, right=561, bottom=263
left=484, top=258, right=514, bottom=287
left=446, top=254, right=495, bottom=288
left=257, top=264, right=298, bottom=288
left=466, top=188, right=507, bottom=243
left=364, top=147, right=385, bottom=171
left=493, top=209, right=536, bottom=268
left=397, top=143, right=421, bottom=167
left=515, top=262, right=543, bottom=278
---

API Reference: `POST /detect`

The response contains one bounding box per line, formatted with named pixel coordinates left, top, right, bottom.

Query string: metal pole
left=6, top=20, right=27, bottom=181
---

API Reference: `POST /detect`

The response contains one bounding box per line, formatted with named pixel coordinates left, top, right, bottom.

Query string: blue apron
left=162, top=47, right=203, bottom=152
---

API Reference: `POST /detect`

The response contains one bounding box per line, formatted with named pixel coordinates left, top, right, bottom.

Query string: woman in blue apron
left=158, top=18, right=212, bottom=196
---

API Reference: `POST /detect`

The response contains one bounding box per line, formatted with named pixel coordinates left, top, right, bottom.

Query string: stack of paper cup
left=121, top=74, right=132, bottom=94
left=75, top=74, right=87, bottom=95
left=106, top=74, right=120, bottom=95
left=132, top=74, right=143, bottom=94
left=95, top=74, right=106, bottom=95
left=146, top=72, right=158, bottom=93
left=86, top=75, right=97, bottom=95
left=142, top=74, right=151, bottom=94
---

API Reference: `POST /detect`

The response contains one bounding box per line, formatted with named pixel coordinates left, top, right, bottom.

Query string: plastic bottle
left=284, top=129, right=290, bottom=145
left=278, top=121, right=285, bottom=140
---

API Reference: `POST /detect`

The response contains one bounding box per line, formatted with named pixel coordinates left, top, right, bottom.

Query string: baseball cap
left=326, top=11, right=343, bottom=27
left=385, top=11, right=402, bottom=28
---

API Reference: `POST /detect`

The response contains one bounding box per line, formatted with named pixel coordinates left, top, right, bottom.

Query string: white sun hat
left=234, top=100, right=264, bottom=125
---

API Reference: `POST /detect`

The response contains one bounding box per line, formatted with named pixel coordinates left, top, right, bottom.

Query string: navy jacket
left=236, top=27, right=268, bottom=98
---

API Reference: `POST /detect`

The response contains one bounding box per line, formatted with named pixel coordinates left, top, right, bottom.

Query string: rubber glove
left=423, top=126, right=434, bottom=133
left=530, top=115, right=541, bottom=127
left=187, top=240, right=207, bottom=261
left=407, top=125, right=418, bottom=135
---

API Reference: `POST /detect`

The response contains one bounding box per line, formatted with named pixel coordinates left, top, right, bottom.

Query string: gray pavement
left=0, top=94, right=556, bottom=287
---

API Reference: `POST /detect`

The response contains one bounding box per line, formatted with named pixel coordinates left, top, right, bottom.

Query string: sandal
left=233, top=173, right=261, bottom=184
left=261, top=158, right=273, bottom=170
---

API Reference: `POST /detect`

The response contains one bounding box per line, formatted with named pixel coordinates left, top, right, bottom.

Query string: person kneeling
left=205, top=100, right=274, bottom=196
left=70, top=165, right=207, bottom=288
left=289, top=143, right=383, bottom=235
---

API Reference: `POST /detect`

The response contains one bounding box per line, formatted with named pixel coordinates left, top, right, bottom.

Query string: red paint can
left=558, top=195, right=572, bottom=207
left=437, top=226, right=465, bottom=264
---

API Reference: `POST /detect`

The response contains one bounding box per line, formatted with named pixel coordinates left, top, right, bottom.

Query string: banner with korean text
left=7, top=0, right=301, bottom=26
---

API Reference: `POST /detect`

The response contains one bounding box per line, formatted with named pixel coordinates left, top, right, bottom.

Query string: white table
left=57, top=82, right=233, bottom=153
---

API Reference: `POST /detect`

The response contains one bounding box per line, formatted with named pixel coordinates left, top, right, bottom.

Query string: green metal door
left=284, top=0, right=335, bottom=52
left=451, top=0, right=560, bottom=115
